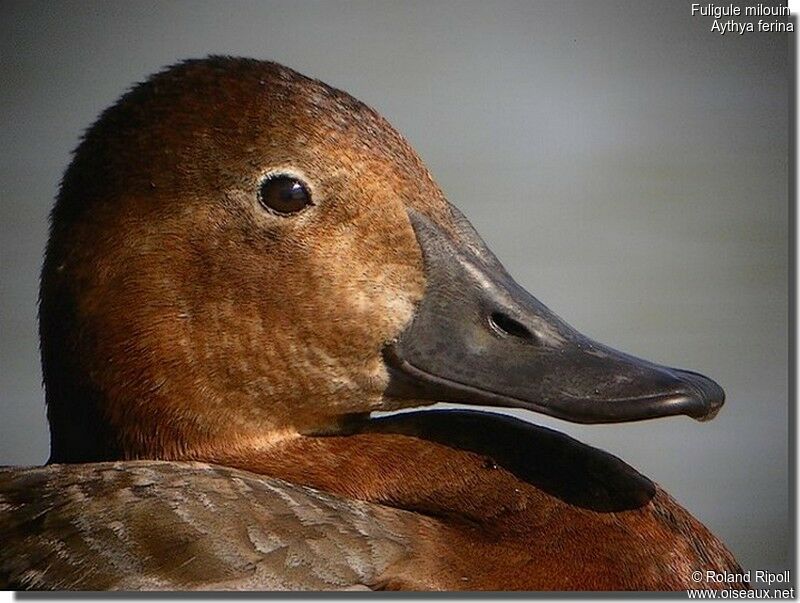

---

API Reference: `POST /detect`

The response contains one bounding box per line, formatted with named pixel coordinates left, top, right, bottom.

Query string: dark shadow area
left=361, top=409, right=656, bottom=513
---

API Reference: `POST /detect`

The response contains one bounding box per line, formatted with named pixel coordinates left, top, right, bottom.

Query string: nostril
left=488, top=312, right=535, bottom=343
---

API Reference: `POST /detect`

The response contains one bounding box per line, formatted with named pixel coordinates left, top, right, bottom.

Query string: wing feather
left=0, top=461, right=417, bottom=591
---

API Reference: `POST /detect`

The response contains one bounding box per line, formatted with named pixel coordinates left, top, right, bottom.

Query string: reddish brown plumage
left=20, top=56, right=747, bottom=590
left=210, top=411, right=744, bottom=590
left=41, top=57, right=436, bottom=462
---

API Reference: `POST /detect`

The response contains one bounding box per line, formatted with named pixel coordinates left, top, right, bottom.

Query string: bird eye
left=258, top=176, right=312, bottom=215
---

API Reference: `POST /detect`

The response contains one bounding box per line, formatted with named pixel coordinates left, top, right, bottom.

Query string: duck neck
left=223, top=436, right=517, bottom=529
left=205, top=409, right=655, bottom=529
left=203, top=410, right=709, bottom=590
left=194, top=411, right=740, bottom=591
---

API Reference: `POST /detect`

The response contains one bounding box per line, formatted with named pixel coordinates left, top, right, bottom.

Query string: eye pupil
left=258, top=176, right=312, bottom=214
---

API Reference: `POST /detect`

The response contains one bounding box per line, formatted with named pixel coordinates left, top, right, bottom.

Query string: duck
left=0, top=56, right=746, bottom=591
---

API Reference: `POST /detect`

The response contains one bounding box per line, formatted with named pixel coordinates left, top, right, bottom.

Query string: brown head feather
left=41, top=57, right=457, bottom=461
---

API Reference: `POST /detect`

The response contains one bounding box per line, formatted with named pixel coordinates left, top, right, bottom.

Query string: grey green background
left=1, top=0, right=790, bottom=579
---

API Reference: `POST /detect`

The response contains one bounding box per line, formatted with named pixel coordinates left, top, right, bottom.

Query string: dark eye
left=258, top=176, right=312, bottom=215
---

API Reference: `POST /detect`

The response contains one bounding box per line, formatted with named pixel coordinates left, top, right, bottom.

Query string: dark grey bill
left=383, top=207, right=725, bottom=424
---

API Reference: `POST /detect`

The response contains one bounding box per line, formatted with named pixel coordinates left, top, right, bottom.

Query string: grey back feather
left=0, top=461, right=419, bottom=591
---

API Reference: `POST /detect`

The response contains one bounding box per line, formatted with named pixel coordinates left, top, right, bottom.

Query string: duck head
left=41, top=57, right=724, bottom=463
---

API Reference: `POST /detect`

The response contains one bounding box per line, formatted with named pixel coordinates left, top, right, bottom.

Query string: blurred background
left=1, top=0, right=790, bottom=578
